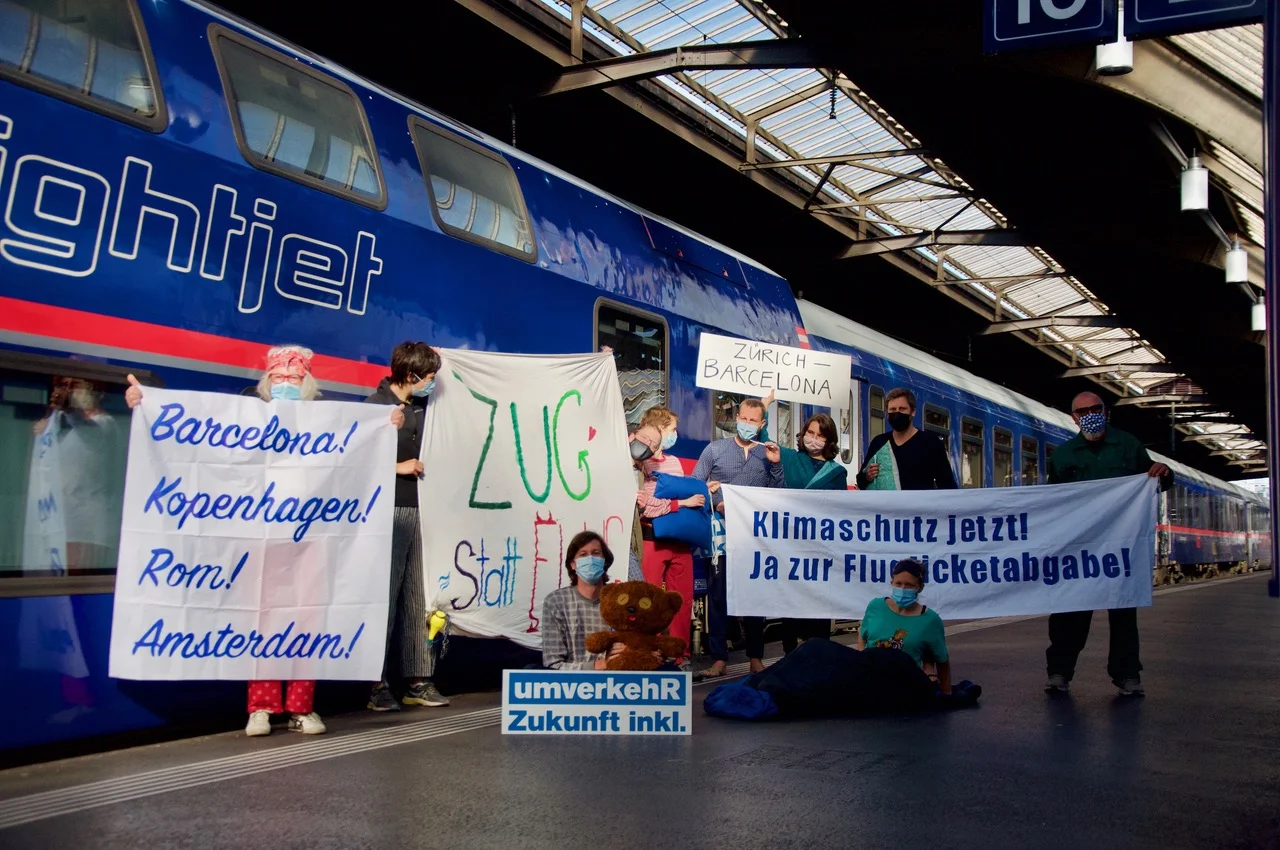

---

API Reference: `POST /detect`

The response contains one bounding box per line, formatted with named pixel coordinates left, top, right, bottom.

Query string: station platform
left=0, top=574, right=1276, bottom=849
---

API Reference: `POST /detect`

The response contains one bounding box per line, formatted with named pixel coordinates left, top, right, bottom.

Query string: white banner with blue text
left=723, top=475, right=1158, bottom=619
left=108, top=389, right=396, bottom=680
left=502, top=670, right=692, bottom=735
left=420, top=350, right=635, bottom=649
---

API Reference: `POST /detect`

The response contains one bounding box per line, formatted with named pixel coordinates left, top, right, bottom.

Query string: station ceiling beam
left=836, top=229, right=1023, bottom=259
left=1060, top=363, right=1181, bottom=378
left=540, top=39, right=827, bottom=96
left=1112, top=395, right=1214, bottom=407
left=980, top=315, right=1125, bottom=335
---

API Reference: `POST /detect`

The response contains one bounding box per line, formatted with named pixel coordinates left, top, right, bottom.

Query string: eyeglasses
left=269, top=374, right=304, bottom=385
left=1072, top=404, right=1104, bottom=416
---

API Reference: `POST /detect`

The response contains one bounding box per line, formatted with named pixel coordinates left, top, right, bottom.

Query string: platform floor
left=0, top=574, right=1277, bottom=849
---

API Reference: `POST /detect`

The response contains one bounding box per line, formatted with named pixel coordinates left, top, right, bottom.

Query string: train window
left=211, top=26, right=386, bottom=208
left=410, top=117, right=536, bottom=261
left=923, top=403, right=950, bottom=452
left=960, top=417, right=983, bottom=488
left=712, top=391, right=746, bottom=441
left=868, top=385, right=885, bottom=438
left=595, top=301, right=667, bottom=428
left=993, top=427, right=1013, bottom=487
left=0, top=0, right=165, bottom=131
left=836, top=390, right=855, bottom=465
left=1021, top=436, right=1039, bottom=485
left=0, top=354, right=159, bottom=587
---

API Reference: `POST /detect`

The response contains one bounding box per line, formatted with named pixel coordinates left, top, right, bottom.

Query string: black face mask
left=887, top=412, right=912, bottom=433
left=630, top=440, right=654, bottom=462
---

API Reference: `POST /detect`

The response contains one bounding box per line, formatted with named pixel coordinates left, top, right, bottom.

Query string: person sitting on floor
left=856, top=558, right=951, bottom=694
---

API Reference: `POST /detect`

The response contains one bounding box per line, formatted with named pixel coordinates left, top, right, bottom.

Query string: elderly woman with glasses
left=125, top=344, right=404, bottom=737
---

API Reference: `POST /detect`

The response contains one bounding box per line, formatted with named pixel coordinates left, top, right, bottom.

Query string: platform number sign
left=984, top=0, right=1117, bottom=53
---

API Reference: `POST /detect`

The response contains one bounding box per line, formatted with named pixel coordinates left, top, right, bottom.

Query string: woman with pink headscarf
left=126, top=344, right=404, bottom=737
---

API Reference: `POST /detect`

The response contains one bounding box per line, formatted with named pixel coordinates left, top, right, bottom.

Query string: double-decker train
left=0, top=0, right=1266, bottom=754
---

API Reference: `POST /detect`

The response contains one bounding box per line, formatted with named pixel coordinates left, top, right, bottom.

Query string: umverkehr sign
left=696, top=332, right=851, bottom=407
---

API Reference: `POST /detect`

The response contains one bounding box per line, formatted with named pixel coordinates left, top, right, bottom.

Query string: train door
left=830, top=380, right=867, bottom=486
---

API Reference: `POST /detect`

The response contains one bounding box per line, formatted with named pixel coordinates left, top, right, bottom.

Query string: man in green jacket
left=1044, top=391, right=1171, bottom=698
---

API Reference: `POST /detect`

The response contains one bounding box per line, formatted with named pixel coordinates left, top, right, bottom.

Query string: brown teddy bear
left=584, top=581, right=686, bottom=671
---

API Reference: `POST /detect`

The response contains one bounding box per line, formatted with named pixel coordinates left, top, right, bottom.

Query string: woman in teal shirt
left=857, top=559, right=952, bottom=694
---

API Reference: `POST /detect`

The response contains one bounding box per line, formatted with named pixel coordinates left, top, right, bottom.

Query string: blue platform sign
left=984, top=0, right=1118, bottom=54
left=1125, top=0, right=1264, bottom=40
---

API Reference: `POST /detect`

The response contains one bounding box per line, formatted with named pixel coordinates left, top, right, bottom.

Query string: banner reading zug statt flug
left=108, top=388, right=396, bottom=681
left=722, top=475, right=1159, bottom=620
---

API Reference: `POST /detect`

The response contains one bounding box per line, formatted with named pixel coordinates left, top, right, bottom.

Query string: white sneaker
left=288, top=712, right=326, bottom=734
left=245, top=710, right=272, bottom=737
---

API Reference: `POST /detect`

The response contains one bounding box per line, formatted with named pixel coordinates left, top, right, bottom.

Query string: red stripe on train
left=1158, top=524, right=1269, bottom=539
left=0, top=297, right=388, bottom=387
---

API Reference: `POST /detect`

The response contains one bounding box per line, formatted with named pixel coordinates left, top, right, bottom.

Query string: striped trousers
left=383, top=507, right=434, bottom=680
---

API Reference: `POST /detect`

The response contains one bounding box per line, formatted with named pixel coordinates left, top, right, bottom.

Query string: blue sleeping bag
left=703, top=641, right=981, bottom=720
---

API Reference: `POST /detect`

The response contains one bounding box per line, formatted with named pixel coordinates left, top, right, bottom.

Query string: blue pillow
left=651, top=472, right=713, bottom=552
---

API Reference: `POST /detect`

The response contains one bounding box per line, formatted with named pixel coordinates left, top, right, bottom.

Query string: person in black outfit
left=364, top=342, right=450, bottom=711
left=855, top=387, right=957, bottom=490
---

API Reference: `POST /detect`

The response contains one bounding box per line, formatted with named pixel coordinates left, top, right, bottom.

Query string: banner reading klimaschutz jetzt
left=502, top=670, right=692, bottom=735
left=722, top=474, right=1158, bottom=619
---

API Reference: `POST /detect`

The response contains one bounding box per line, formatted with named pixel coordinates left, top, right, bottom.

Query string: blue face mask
left=1078, top=411, right=1106, bottom=437
left=574, top=555, right=606, bottom=585
left=891, top=587, right=919, bottom=608
left=736, top=421, right=759, bottom=441
left=412, top=378, right=436, bottom=398
left=271, top=383, right=302, bottom=401
left=661, top=431, right=678, bottom=451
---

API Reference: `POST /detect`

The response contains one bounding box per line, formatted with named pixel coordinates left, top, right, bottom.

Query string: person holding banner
left=124, top=344, right=406, bottom=737
left=634, top=407, right=700, bottom=670
left=541, top=531, right=616, bottom=670
left=1043, top=392, right=1171, bottom=698
left=364, top=342, right=450, bottom=712
left=856, top=559, right=951, bottom=694
left=856, top=388, right=956, bottom=491
left=691, top=398, right=784, bottom=677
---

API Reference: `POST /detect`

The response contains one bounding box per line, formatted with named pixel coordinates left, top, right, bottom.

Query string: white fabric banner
left=695, top=332, right=852, bottom=406
left=723, top=474, right=1158, bottom=619
left=108, top=389, right=396, bottom=681
left=420, top=350, right=635, bottom=649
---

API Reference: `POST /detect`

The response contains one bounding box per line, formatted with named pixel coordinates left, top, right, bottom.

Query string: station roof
left=217, top=0, right=1269, bottom=480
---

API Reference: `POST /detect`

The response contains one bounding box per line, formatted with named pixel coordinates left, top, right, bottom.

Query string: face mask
left=736, top=421, right=760, bottom=441
left=411, top=379, right=436, bottom=398
left=892, top=587, right=919, bottom=608
left=574, top=555, right=606, bottom=585
left=630, top=440, right=654, bottom=462
left=802, top=434, right=826, bottom=454
left=887, top=412, right=912, bottom=432
left=661, top=431, right=678, bottom=451
left=271, top=383, right=302, bottom=401
left=1078, top=411, right=1106, bottom=437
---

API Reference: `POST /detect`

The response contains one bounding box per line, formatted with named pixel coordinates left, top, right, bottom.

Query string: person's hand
left=763, top=441, right=781, bottom=464
left=679, top=494, right=705, bottom=509
left=761, top=389, right=776, bottom=408
left=593, top=657, right=608, bottom=670
left=396, top=459, right=424, bottom=477
left=865, top=462, right=880, bottom=482
left=707, top=481, right=721, bottom=494
left=600, top=346, right=613, bottom=354
left=389, top=404, right=405, bottom=428
left=124, top=374, right=144, bottom=409
left=608, top=642, right=627, bottom=658
left=1148, top=462, right=1170, bottom=478
left=32, top=417, right=48, bottom=435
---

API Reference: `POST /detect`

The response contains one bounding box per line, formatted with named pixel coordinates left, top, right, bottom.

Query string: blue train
left=0, top=0, right=1266, bottom=755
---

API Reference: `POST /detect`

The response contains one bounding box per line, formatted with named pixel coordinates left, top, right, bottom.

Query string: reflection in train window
left=924, top=403, right=950, bottom=452
left=0, top=368, right=130, bottom=578
left=595, top=302, right=667, bottom=428
left=868, top=385, right=885, bottom=439
left=836, top=391, right=855, bottom=464
left=1021, top=435, right=1039, bottom=485
left=961, top=417, right=983, bottom=488
left=993, top=427, right=1013, bottom=487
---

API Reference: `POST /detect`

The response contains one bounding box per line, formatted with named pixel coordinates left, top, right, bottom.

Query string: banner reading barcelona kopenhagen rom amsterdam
left=108, top=389, right=396, bottom=681
left=723, top=475, right=1158, bottom=619
left=419, top=350, right=635, bottom=649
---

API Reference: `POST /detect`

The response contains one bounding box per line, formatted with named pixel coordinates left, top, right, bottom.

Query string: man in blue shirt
left=692, top=397, right=784, bottom=678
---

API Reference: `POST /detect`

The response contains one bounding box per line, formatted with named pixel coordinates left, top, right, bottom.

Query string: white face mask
left=802, top=434, right=826, bottom=454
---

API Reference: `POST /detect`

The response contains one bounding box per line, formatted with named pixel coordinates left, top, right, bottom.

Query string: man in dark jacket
left=1044, top=391, right=1171, bottom=698
left=856, top=387, right=956, bottom=491
left=364, top=342, right=449, bottom=711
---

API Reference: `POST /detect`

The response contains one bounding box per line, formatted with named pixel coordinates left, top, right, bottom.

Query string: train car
left=0, top=0, right=808, bottom=753
left=797, top=299, right=1271, bottom=576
